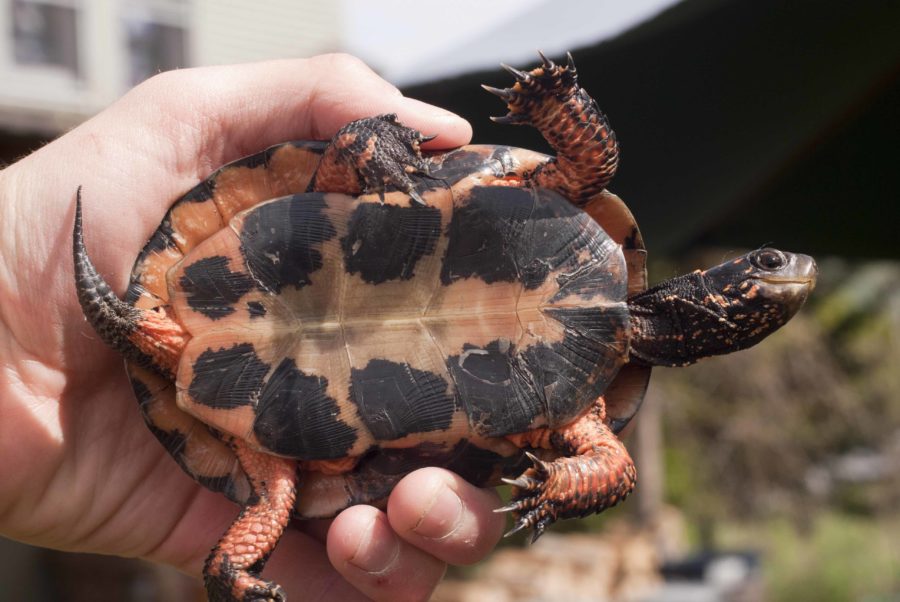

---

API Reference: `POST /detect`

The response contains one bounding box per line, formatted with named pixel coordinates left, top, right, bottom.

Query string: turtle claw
left=537, top=50, right=554, bottom=68
left=500, top=63, right=530, bottom=83
left=408, top=187, right=426, bottom=206
left=493, top=501, right=520, bottom=514
left=486, top=55, right=581, bottom=130
left=489, top=114, right=525, bottom=125
left=500, top=505, right=552, bottom=542
left=530, top=521, right=548, bottom=544
left=502, top=520, right=529, bottom=539
left=501, top=475, right=541, bottom=490
left=524, top=451, right=549, bottom=475
left=481, top=84, right=512, bottom=101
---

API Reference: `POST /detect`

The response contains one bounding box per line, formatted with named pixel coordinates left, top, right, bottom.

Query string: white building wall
left=193, top=0, right=339, bottom=66
left=0, top=0, right=341, bottom=136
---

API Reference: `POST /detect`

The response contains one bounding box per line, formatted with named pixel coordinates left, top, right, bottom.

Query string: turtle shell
left=125, top=142, right=649, bottom=512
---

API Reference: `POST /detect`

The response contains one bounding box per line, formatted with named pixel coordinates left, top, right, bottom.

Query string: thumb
left=118, top=53, right=472, bottom=166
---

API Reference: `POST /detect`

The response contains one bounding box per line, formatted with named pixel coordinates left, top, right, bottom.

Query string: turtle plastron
left=500, top=398, right=637, bottom=542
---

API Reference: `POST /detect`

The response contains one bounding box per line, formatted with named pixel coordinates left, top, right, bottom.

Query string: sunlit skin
left=0, top=54, right=509, bottom=602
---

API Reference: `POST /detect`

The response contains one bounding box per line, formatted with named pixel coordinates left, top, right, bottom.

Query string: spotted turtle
left=74, top=53, right=817, bottom=601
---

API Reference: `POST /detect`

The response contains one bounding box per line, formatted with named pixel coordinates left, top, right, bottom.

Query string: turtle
left=73, top=52, right=817, bottom=601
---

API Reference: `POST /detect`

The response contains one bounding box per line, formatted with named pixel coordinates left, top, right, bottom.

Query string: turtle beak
left=757, top=253, right=817, bottom=315
left=758, top=253, right=817, bottom=287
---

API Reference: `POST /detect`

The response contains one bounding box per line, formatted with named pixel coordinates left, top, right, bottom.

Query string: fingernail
left=413, top=483, right=464, bottom=540
left=403, top=97, right=466, bottom=122
left=348, top=514, right=401, bottom=574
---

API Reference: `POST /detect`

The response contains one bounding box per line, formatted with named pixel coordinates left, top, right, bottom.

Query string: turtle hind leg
left=499, top=399, right=636, bottom=542
left=309, top=114, right=434, bottom=204
left=204, top=440, right=297, bottom=602
left=73, top=189, right=187, bottom=379
left=484, top=52, right=619, bottom=204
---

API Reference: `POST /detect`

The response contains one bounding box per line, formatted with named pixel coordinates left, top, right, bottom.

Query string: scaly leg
left=308, top=113, right=434, bottom=204
left=484, top=52, right=619, bottom=204
left=204, top=440, right=298, bottom=602
left=499, top=398, right=636, bottom=542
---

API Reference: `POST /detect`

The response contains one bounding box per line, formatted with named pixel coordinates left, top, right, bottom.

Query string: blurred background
left=1, top=0, right=898, bottom=600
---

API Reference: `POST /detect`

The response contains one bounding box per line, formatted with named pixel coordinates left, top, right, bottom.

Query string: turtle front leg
left=484, top=52, right=618, bottom=204
left=309, top=113, right=434, bottom=204
left=204, top=440, right=297, bottom=602
left=499, top=399, right=636, bottom=542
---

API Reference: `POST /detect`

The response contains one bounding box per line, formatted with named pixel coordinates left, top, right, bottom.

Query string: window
left=123, top=1, right=189, bottom=86
left=12, top=0, right=80, bottom=77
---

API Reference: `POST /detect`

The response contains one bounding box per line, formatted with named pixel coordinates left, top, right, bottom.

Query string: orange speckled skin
left=128, top=307, right=188, bottom=379
left=204, top=441, right=297, bottom=602
left=487, top=54, right=618, bottom=204
left=310, top=113, right=432, bottom=202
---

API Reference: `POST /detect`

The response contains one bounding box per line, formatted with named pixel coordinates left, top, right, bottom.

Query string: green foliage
left=652, top=255, right=900, bottom=597
left=719, top=513, right=900, bottom=602
left=653, top=255, right=900, bottom=523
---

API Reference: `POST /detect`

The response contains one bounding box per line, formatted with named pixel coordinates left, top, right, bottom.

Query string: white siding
left=193, top=0, right=339, bottom=65
left=0, top=0, right=341, bottom=135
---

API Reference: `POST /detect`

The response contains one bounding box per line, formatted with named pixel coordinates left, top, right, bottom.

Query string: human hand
left=0, top=54, right=505, bottom=600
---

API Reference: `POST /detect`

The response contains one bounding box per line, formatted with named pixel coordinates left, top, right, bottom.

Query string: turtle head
left=628, top=248, right=817, bottom=367
left=701, top=248, right=817, bottom=326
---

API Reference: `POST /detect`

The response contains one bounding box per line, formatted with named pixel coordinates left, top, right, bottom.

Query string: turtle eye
left=751, top=248, right=786, bottom=271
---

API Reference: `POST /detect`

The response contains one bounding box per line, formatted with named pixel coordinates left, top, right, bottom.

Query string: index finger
left=125, top=53, right=472, bottom=164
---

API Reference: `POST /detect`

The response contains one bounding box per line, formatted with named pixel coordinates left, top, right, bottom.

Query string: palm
left=1, top=56, right=504, bottom=601
left=0, top=97, right=276, bottom=565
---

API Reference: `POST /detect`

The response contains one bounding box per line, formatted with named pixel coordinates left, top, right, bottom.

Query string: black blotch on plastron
left=550, top=237, right=624, bottom=303
left=239, top=194, right=337, bottom=293
left=188, top=343, right=269, bottom=408
left=247, top=301, right=266, bottom=318
left=178, top=255, right=255, bottom=320
left=447, top=314, right=627, bottom=436
left=539, top=305, right=630, bottom=422
left=349, top=359, right=456, bottom=440
left=519, top=187, right=594, bottom=290
left=447, top=339, right=539, bottom=436
left=341, top=203, right=441, bottom=284
left=441, top=185, right=590, bottom=289
left=254, top=358, right=357, bottom=459
left=551, top=255, right=621, bottom=302
left=441, top=186, right=532, bottom=286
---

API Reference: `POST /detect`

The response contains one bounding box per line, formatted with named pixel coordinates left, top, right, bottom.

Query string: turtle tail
left=73, top=188, right=186, bottom=378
